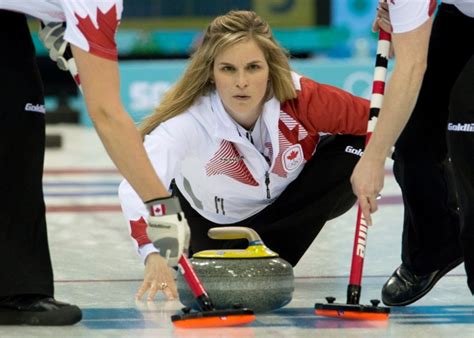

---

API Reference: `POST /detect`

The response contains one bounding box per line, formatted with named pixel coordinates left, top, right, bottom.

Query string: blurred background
left=31, top=0, right=384, bottom=131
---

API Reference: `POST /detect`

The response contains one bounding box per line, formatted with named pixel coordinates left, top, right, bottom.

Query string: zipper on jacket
left=265, top=171, right=271, bottom=199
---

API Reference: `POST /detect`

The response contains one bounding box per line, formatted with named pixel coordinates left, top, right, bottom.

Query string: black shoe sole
left=382, top=257, right=464, bottom=306
left=0, top=305, right=82, bottom=326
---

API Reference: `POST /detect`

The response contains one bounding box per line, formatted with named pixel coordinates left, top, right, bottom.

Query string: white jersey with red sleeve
left=118, top=72, right=369, bottom=261
left=0, top=0, right=122, bottom=61
left=388, top=0, right=474, bottom=33
left=387, top=0, right=438, bottom=33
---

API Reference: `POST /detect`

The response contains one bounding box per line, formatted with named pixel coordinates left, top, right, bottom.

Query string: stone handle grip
left=208, top=227, right=261, bottom=242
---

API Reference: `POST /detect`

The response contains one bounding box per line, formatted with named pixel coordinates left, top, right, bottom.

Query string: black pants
left=175, top=135, right=366, bottom=267
left=393, top=4, right=474, bottom=288
left=448, top=54, right=474, bottom=293
left=0, top=11, right=54, bottom=297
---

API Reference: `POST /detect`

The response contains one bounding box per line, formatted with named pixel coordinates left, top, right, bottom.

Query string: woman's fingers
left=139, top=261, right=179, bottom=301
left=157, top=270, right=178, bottom=300
left=359, top=196, right=373, bottom=226
left=146, top=280, right=161, bottom=301
left=135, top=280, right=151, bottom=300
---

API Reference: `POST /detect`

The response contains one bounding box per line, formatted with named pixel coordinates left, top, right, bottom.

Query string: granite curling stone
left=177, top=227, right=294, bottom=313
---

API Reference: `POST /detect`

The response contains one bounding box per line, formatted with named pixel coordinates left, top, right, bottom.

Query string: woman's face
left=212, top=39, right=270, bottom=129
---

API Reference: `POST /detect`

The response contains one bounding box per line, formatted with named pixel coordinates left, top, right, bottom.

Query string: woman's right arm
left=118, top=177, right=179, bottom=301
left=118, top=116, right=196, bottom=301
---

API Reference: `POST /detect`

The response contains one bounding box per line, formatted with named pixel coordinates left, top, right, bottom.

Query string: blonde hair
left=140, top=10, right=296, bottom=136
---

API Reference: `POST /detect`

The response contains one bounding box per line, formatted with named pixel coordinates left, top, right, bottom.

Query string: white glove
left=38, top=22, right=69, bottom=71
left=146, top=196, right=191, bottom=268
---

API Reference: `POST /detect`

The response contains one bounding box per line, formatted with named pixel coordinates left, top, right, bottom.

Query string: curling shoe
left=382, top=257, right=463, bottom=306
left=0, top=295, right=82, bottom=325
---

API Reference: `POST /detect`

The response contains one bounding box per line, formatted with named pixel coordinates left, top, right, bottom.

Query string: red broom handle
left=347, top=30, right=391, bottom=304
left=179, top=255, right=207, bottom=297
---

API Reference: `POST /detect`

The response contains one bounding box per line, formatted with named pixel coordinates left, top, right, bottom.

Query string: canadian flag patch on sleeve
left=150, top=204, right=167, bottom=216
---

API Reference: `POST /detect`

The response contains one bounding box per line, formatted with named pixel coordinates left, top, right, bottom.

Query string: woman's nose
left=236, top=72, right=249, bottom=88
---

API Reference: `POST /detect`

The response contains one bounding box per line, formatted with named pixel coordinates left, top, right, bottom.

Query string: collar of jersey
left=210, top=90, right=281, bottom=151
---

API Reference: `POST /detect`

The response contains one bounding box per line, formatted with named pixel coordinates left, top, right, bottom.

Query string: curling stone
left=177, top=227, right=294, bottom=313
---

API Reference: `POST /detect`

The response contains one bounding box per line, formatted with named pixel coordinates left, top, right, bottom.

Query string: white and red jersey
left=0, top=0, right=122, bottom=60
left=118, top=72, right=370, bottom=261
left=388, top=0, right=474, bottom=33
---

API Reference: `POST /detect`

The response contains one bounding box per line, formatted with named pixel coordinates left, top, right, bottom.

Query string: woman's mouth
left=233, top=95, right=250, bottom=101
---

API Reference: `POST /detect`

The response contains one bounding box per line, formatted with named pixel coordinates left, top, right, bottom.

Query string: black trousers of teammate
left=0, top=12, right=54, bottom=297
left=175, top=135, right=365, bottom=267
left=392, top=4, right=474, bottom=277
left=448, top=53, right=474, bottom=293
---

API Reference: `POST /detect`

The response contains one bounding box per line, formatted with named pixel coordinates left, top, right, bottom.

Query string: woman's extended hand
left=136, top=252, right=178, bottom=301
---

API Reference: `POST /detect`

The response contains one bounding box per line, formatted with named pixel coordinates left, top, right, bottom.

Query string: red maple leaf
left=279, top=120, right=300, bottom=144
left=278, top=119, right=316, bottom=161
left=287, top=150, right=298, bottom=161
left=129, top=217, right=151, bottom=247
left=75, top=5, right=119, bottom=61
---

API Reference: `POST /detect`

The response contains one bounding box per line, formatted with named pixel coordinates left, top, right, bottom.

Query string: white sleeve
left=60, top=0, right=123, bottom=60
left=118, top=114, right=196, bottom=263
left=118, top=179, right=157, bottom=264
left=389, top=0, right=435, bottom=33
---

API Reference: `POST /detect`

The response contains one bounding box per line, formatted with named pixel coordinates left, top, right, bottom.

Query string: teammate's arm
left=70, top=45, right=169, bottom=202
left=351, top=16, right=433, bottom=225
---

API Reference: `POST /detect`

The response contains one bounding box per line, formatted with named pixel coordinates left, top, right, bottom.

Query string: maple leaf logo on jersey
left=75, top=5, right=119, bottom=61
left=287, top=150, right=298, bottom=161
left=282, top=144, right=303, bottom=172
left=271, top=111, right=316, bottom=177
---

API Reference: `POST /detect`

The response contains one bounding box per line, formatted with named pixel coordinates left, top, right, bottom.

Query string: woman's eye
left=222, top=66, right=235, bottom=72
left=248, top=64, right=260, bottom=70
